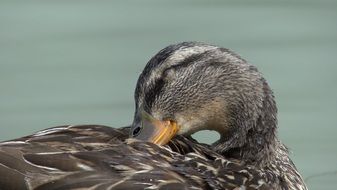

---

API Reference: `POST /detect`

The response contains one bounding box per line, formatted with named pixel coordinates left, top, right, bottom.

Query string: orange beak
left=131, top=109, right=180, bottom=145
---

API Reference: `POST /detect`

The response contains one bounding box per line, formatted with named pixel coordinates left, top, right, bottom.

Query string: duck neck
left=213, top=81, right=281, bottom=166
left=215, top=126, right=279, bottom=167
left=228, top=122, right=279, bottom=166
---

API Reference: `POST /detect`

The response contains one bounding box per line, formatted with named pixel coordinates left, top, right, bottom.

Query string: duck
left=0, top=42, right=307, bottom=190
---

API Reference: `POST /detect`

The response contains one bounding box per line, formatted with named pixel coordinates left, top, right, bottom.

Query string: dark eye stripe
left=143, top=78, right=165, bottom=110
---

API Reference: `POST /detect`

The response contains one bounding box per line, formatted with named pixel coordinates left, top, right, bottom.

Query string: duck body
left=0, top=125, right=304, bottom=190
left=0, top=42, right=307, bottom=189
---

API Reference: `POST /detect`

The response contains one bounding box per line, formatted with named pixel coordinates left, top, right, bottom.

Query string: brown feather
left=0, top=125, right=306, bottom=190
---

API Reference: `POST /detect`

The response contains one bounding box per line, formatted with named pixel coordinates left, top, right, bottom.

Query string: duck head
left=130, top=42, right=277, bottom=159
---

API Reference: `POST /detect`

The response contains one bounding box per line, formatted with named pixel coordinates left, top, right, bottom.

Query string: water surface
left=1, top=1, right=336, bottom=189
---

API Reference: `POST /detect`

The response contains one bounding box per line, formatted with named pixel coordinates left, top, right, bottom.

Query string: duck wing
left=0, top=125, right=129, bottom=190
left=0, top=125, right=276, bottom=190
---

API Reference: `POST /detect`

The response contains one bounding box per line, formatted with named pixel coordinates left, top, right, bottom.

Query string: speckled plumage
left=0, top=125, right=304, bottom=190
left=0, top=42, right=307, bottom=190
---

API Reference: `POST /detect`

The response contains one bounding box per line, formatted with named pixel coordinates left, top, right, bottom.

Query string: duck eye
left=132, top=126, right=142, bottom=137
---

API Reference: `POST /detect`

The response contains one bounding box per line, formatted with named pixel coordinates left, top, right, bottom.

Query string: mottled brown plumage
left=0, top=42, right=307, bottom=190
left=0, top=125, right=302, bottom=190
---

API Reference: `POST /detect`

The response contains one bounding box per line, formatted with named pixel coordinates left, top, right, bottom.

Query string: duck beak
left=132, top=109, right=180, bottom=145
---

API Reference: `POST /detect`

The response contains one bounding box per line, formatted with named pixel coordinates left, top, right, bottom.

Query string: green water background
left=1, top=0, right=336, bottom=189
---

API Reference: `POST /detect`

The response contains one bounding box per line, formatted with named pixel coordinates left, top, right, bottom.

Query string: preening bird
left=0, top=42, right=307, bottom=190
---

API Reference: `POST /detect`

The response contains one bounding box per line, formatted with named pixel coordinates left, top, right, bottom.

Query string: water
left=1, top=0, right=336, bottom=189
